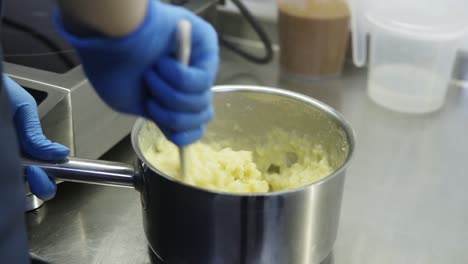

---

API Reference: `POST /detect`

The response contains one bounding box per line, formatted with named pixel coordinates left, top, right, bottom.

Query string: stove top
left=1, top=0, right=138, bottom=160
left=2, top=0, right=80, bottom=73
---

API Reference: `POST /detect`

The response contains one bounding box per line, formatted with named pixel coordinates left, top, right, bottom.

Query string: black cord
left=2, top=18, right=76, bottom=69
left=220, top=0, right=273, bottom=64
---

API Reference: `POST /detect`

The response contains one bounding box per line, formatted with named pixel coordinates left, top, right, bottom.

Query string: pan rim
left=131, top=85, right=356, bottom=197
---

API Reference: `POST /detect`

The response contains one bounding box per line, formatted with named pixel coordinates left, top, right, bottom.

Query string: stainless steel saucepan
left=24, top=85, right=355, bottom=264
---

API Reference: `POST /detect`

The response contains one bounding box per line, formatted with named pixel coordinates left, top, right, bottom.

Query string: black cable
left=2, top=18, right=76, bottom=69
left=220, top=0, right=274, bottom=64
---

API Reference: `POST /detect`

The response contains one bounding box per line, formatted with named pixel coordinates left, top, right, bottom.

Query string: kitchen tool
left=176, top=20, right=192, bottom=179
left=350, top=0, right=468, bottom=113
left=24, top=86, right=355, bottom=264
left=278, top=0, right=350, bottom=80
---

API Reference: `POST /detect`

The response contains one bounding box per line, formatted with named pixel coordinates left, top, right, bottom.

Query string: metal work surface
left=27, top=48, right=468, bottom=263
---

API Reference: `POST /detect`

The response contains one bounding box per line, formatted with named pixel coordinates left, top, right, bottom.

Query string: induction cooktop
left=3, top=0, right=218, bottom=212
left=2, top=0, right=218, bottom=159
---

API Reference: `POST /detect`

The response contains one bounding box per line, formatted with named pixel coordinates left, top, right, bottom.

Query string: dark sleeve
left=0, top=0, right=31, bottom=260
left=0, top=82, right=30, bottom=263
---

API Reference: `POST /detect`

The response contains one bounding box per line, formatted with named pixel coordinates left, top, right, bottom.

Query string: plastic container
left=278, top=0, right=350, bottom=80
left=350, top=0, right=468, bottom=113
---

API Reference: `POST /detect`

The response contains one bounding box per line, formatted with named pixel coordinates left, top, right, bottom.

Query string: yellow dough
left=139, top=122, right=333, bottom=193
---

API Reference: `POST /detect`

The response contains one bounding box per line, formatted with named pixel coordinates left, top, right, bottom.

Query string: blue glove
left=3, top=75, right=70, bottom=200
left=55, top=0, right=219, bottom=146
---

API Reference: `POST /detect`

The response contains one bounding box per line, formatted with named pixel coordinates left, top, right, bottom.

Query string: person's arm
left=55, top=0, right=148, bottom=37
left=54, top=0, right=219, bottom=146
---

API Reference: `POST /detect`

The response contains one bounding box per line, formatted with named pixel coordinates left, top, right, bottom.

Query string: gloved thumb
left=15, top=104, right=70, bottom=160
left=26, top=165, right=57, bottom=201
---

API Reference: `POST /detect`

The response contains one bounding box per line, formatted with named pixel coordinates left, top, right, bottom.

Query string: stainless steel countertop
left=27, top=48, right=468, bottom=264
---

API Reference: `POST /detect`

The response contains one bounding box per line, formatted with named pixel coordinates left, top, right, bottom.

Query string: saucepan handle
left=23, top=157, right=137, bottom=188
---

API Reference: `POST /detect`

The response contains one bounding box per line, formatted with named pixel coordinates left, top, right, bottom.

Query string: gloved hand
left=55, top=0, right=219, bottom=146
left=3, top=75, right=70, bottom=200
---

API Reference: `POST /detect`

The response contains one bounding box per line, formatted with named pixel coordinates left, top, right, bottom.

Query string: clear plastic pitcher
left=350, top=0, right=468, bottom=113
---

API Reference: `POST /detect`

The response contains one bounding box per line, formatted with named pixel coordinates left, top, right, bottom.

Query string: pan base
left=147, top=246, right=334, bottom=264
